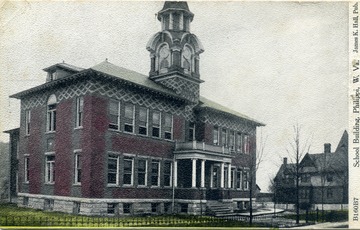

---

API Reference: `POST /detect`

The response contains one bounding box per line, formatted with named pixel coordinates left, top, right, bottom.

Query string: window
left=164, top=161, right=172, bottom=187
left=107, top=203, right=118, bottom=214
left=327, top=174, right=333, bottom=182
left=45, top=155, right=55, bottom=183
left=138, top=107, right=148, bottom=135
left=301, top=174, right=310, bottom=183
left=243, top=171, right=249, bottom=190
left=123, top=203, right=132, bottom=214
left=212, top=167, right=219, bottom=188
left=152, top=111, right=161, bottom=138
left=236, top=132, right=242, bottom=152
left=188, top=122, right=195, bottom=141
left=151, top=203, right=159, bottom=213
left=327, top=188, right=333, bottom=198
left=164, top=202, right=171, bottom=213
left=74, top=153, right=81, bottom=184
left=221, top=128, right=227, bottom=146
left=231, top=168, right=235, bottom=189
left=46, top=94, right=57, bottom=132
left=213, top=126, right=219, bottom=145
left=109, top=100, right=120, bottom=130
left=25, top=110, right=31, bottom=135
left=108, top=155, right=118, bottom=185
left=151, top=161, right=160, bottom=186
left=76, top=97, right=84, bottom=128
left=164, top=113, right=172, bottom=140
left=23, top=197, right=29, bottom=206
left=243, top=134, right=250, bottom=154
left=229, top=131, right=235, bottom=151
left=44, top=199, right=54, bottom=211
left=124, top=104, right=135, bottom=133
left=24, top=157, right=29, bottom=183
left=236, top=170, right=242, bottom=189
left=300, top=189, right=310, bottom=199
left=158, top=44, right=170, bottom=72
left=73, top=202, right=80, bottom=214
left=137, top=159, right=147, bottom=186
left=180, top=203, right=188, bottom=213
left=224, top=167, right=229, bottom=188
left=123, top=157, right=134, bottom=185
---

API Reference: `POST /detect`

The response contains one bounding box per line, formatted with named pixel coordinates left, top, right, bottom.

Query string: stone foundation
left=17, top=193, right=211, bottom=216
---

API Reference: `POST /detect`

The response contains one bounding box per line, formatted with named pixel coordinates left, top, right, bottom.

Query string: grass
left=0, top=203, right=259, bottom=227
left=283, top=209, right=348, bottom=223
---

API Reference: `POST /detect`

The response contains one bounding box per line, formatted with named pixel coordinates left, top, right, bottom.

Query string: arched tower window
left=157, top=44, right=171, bottom=73
left=47, top=94, right=57, bottom=132
left=182, top=45, right=193, bottom=73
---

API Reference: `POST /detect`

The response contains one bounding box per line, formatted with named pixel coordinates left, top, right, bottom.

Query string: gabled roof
left=302, top=131, right=348, bottom=172
left=335, top=130, right=348, bottom=153
left=275, top=162, right=296, bottom=180
left=198, top=96, right=265, bottom=126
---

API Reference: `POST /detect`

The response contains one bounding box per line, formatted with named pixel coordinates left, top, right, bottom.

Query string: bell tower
left=146, top=1, right=204, bottom=103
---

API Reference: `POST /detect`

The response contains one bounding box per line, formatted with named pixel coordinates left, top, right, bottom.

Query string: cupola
left=146, top=1, right=204, bottom=103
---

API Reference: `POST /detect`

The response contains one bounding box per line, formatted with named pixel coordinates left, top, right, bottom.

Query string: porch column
left=220, top=162, right=225, bottom=188
left=210, top=164, right=214, bottom=188
left=201, top=159, right=206, bottom=188
left=174, top=160, right=178, bottom=187
left=227, top=163, right=232, bottom=188
left=192, top=158, right=197, bottom=188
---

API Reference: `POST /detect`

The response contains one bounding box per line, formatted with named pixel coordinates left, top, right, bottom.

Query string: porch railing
left=175, top=141, right=231, bottom=155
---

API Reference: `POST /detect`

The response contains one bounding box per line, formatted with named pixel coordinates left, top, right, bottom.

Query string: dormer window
left=46, top=94, right=57, bottom=132
left=47, top=72, right=56, bottom=82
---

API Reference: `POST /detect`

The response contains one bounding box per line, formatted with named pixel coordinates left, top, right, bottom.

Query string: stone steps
left=206, top=201, right=234, bottom=217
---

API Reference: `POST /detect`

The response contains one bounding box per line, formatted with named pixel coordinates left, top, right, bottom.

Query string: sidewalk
left=292, top=221, right=348, bottom=229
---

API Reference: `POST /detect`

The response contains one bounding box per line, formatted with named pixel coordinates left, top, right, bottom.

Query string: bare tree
left=285, top=124, right=311, bottom=224
left=248, top=128, right=267, bottom=225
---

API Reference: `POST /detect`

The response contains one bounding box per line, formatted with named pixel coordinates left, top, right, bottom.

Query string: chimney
left=324, top=143, right=331, bottom=154
left=283, top=157, right=287, bottom=165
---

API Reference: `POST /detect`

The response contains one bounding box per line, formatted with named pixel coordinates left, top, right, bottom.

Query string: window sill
left=23, top=182, right=29, bottom=184
left=45, top=131, right=56, bottom=134
left=122, top=184, right=134, bottom=187
left=73, top=183, right=81, bottom=186
left=123, top=131, right=135, bottom=135
left=107, top=184, right=118, bottom=187
left=74, top=127, right=83, bottom=130
left=44, top=183, right=54, bottom=185
left=25, top=134, right=30, bottom=137
left=109, top=128, right=121, bottom=132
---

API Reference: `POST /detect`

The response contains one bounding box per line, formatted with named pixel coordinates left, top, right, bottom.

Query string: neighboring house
left=5, top=1, right=264, bottom=216
left=274, top=131, right=348, bottom=210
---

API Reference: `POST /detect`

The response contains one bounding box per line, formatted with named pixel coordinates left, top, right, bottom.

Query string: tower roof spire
left=157, top=1, right=194, bottom=21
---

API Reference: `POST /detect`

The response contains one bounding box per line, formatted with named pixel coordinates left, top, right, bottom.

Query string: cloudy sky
left=0, top=1, right=348, bottom=191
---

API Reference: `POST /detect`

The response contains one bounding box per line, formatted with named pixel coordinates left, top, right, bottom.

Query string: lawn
left=283, top=209, right=348, bottom=223
left=0, top=203, right=256, bottom=227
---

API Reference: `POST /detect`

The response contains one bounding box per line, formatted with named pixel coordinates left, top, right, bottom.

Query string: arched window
left=182, top=45, right=193, bottom=73
left=158, top=44, right=170, bottom=73
left=47, top=94, right=57, bottom=132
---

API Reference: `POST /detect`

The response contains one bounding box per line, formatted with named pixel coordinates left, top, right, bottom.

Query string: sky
left=0, top=1, right=348, bottom=192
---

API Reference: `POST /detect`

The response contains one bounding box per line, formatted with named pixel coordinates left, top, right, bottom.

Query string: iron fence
left=0, top=215, right=233, bottom=227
